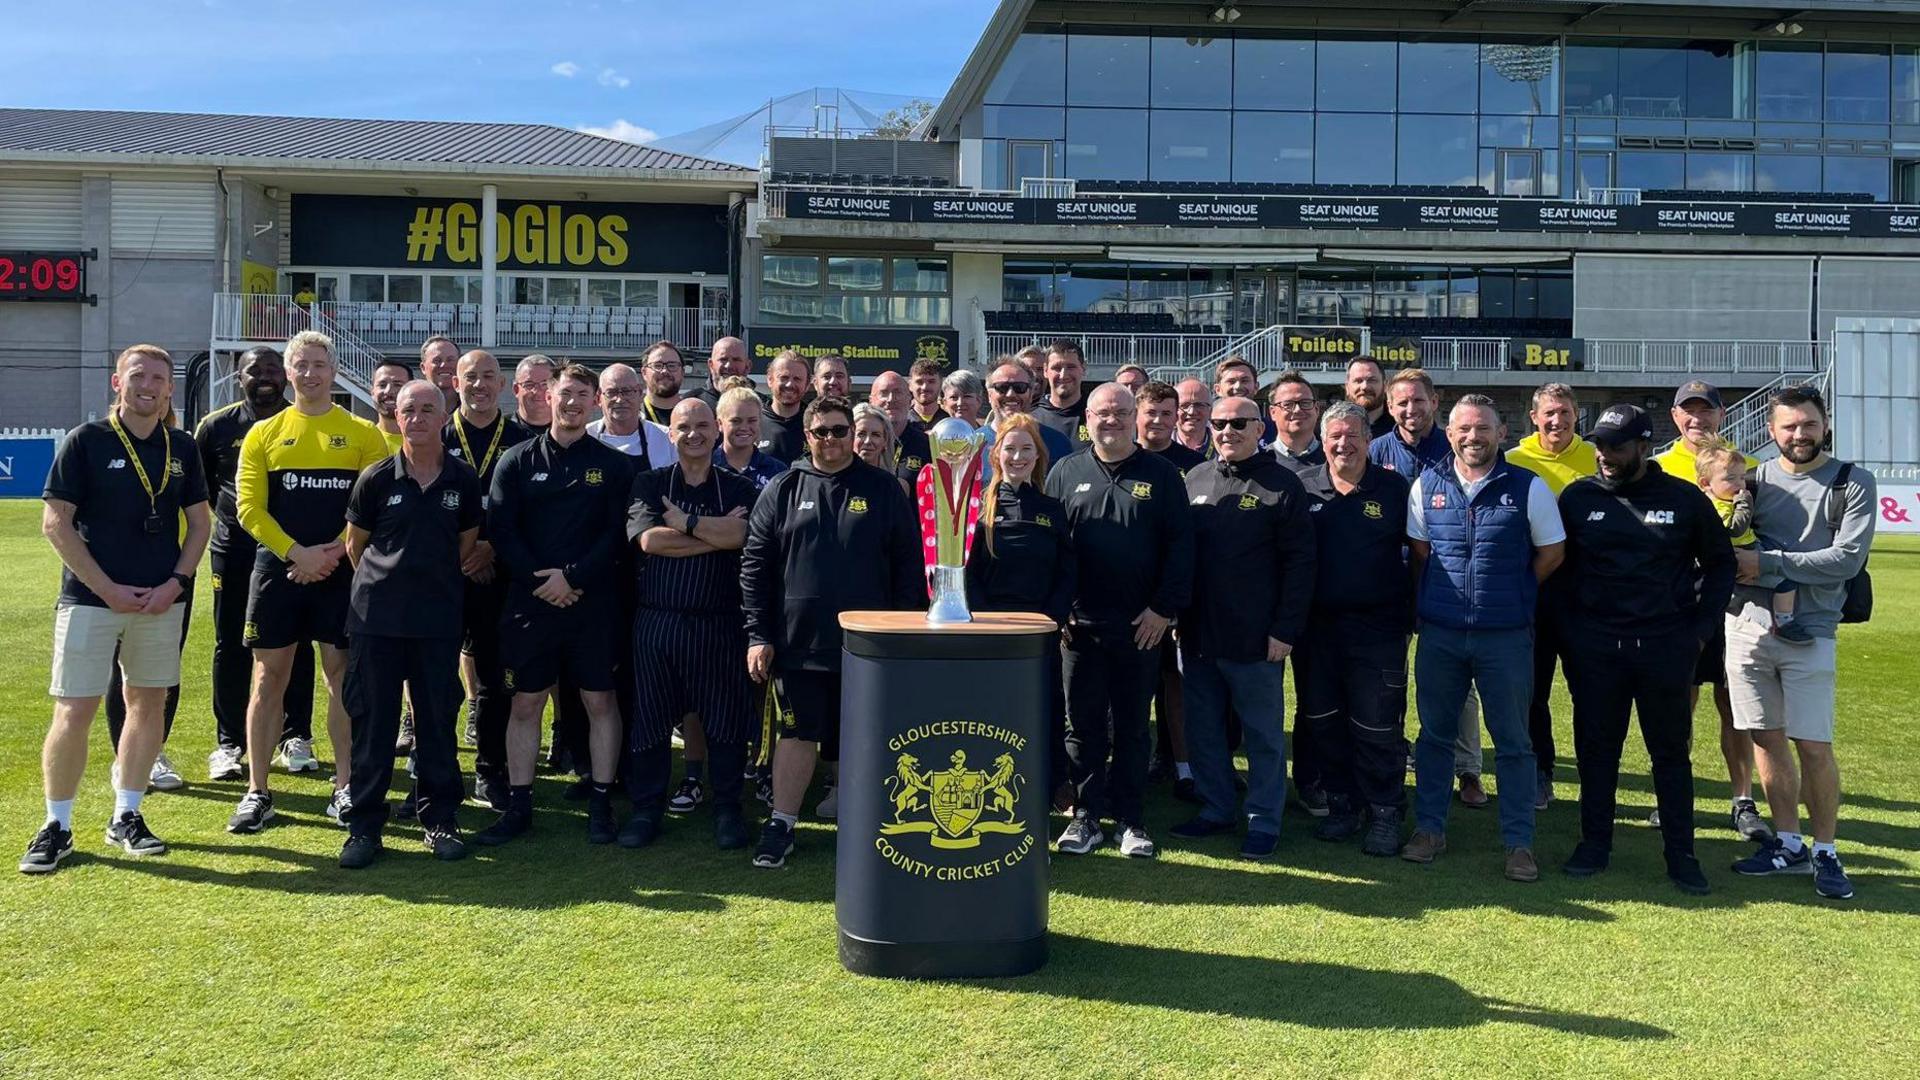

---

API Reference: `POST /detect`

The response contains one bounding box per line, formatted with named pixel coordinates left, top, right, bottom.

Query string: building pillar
left=78, top=173, right=112, bottom=420
left=480, top=183, right=498, bottom=348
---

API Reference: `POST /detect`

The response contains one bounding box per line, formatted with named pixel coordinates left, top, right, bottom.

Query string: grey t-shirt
left=1734, top=456, right=1876, bottom=638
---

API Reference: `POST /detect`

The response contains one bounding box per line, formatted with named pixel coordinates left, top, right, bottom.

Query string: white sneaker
left=277, top=737, right=320, bottom=773
left=815, top=786, right=839, bottom=820
left=1118, top=826, right=1158, bottom=859
left=148, top=752, right=185, bottom=792
left=325, top=786, right=352, bottom=824
left=208, top=745, right=244, bottom=781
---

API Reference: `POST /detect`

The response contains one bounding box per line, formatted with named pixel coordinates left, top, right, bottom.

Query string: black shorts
left=1693, top=624, right=1727, bottom=687
left=499, top=597, right=618, bottom=694
left=245, top=555, right=351, bottom=649
left=774, top=669, right=841, bottom=753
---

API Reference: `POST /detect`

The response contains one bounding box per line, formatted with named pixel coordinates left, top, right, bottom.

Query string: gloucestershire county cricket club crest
left=883, top=749, right=1025, bottom=850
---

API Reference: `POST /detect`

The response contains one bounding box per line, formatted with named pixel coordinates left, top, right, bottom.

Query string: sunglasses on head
left=1209, top=417, right=1258, bottom=431
left=990, top=381, right=1031, bottom=394
left=808, top=424, right=852, bottom=439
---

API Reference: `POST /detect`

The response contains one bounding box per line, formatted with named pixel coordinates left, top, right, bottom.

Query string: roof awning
left=1319, top=249, right=1571, bottom=265
left=1105, top=246, right=1317, bottom=264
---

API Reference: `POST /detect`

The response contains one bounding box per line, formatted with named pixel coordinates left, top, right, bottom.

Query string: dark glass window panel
left=1056, top=262, right=1131, bottom=313
left=1002, top=261, right=1056, bottom=311
left=1152, top=35, right=1232, bottom=108
left=1565, top=40, right=1619, bottom=117
left=981, top=105, right=1066, bottom=140
left=1234, top=37, right=1314, bottom=110
left=1230, top=112, right=1313, bottom=182
left=1065, top=108, right=1149, bottom=179
left=1534, top=270, right=1573, bottom=320
left=1397, top=115, right=1479, bottom=186
left=1149, top=110, right=1232, bottom=180
left=1617, top=150, right=1685, bottom=190
left=1314, top=114, right=1395, bottom=183
left=1897, top=47, right=1920, bottom=125
left=1318, top=40, right=1397, bottom=112
left=1754, top=154, right=1822, bottom=192
left=1616, top=42, right=1686, bottom=118
left=1685, top=152, right=1752, bottom=192
left=1685, top=41, right=1739, bottom=119
left=1757, top=43, right=1823, bottom=121
left=1826, top=45, right=1891, bottom=123
left=1824, top=155, right=1890, bottom=201
left=1480, top=43, right=1559, bottom=115
left=984, top=33, right=1065, bottom=105
left=1398, top=40, right=1479, bottom=114
left=1296, top=267, right=1372, bottom=323
left=1068, top=34, right=1149, bottom=107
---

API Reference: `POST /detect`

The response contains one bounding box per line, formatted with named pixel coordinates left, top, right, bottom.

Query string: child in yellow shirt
left=1695, top=442, right=1810, bottom=644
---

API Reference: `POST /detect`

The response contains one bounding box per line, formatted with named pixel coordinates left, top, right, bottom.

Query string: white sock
left=772, top=810, right=798, bottom=828
left=113, top=788, right=145, bottom=819
left=1732, top=797, right=1751, bottom=810
left=1778, top=830, right=1805, bottom=853
left=45, top=799, right=73, bottom=829
left=1174, top=761, right=1193, bottom=781
left=1812, top=841, right=1837, bottom=858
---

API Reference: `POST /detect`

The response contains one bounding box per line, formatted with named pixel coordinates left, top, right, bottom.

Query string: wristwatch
left=170, top=572, right=192, bottom=591
left=683, top=514, right=700, bottom=536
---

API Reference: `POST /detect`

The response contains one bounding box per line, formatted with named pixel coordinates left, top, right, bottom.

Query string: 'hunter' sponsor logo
left=281, top=473, right=352, bottom=491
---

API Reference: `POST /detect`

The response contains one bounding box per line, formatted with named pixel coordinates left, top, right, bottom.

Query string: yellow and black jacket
left=236, top=404, right=389, bottom=559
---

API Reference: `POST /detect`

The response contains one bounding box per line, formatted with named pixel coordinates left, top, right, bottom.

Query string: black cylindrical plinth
left=835, top=611, right=1055, bottom=979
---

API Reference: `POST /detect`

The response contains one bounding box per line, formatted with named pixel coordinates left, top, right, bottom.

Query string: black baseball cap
left=1590, top=403, right=1654, bottom=446
left=1673, top=381, right=1722, bottom=409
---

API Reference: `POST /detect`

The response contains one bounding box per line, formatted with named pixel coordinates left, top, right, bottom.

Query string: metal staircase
left=209, top=294, right=378, bottom=410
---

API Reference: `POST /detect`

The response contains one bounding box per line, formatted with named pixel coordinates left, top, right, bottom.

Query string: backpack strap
left=1826, top=462, right=1854, bottom=538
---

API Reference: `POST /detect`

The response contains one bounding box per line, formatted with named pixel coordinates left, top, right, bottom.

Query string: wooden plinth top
left=838, top=611, right=1057, bottom=635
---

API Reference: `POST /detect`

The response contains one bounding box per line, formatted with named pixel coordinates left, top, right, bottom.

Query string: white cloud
left=577, top=120, right=658, bottom=144
left=550, top=60, right=580, bottom=78
left=597, top=67, right=631, bottom=89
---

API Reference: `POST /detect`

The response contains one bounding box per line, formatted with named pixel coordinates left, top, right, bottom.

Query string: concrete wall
left=1817, top=258, right=1920, bottom=343
left=950, top=251, right=1003, bottom=367
left=1573, top=253, right=1814, bottom=341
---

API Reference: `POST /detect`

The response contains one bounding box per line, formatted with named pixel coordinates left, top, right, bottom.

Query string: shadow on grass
left=977, top=934, right=1673, bottom=1040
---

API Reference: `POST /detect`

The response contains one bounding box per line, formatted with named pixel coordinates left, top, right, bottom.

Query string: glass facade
left=977, top=29, right=1920, bottom=201
left=757, top=253, right=951, bottom=327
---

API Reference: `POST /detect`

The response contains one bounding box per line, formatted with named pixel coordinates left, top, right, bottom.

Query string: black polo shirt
left=895, top=422, right=932, bottom=477
left=758, top=405, right=808, bottom=464
left=44, top=415, right=209, bottom=608
left=344, top=452, right=484, bottom=638
left=195, top=399, right=283, bottom=552
left=1298, top=462, right=1414, bottom=640
left=626, top=462, right=758, bottom=615
left=1147, top=440, right=1206, bottom=476
left=488, top=432, right=635, bottom=605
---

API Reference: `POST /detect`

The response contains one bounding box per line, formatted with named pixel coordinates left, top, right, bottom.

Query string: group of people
left=23, top=335, right=1875, bottom=900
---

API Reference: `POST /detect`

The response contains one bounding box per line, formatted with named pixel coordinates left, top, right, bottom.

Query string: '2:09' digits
left=0, top=256, right=83, bottom=294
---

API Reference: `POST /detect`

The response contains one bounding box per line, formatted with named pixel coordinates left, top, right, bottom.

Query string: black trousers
left=342, top=633, right=465, bottom=838
left=1064, top=626, right=1160, bottom=827
left=106, top=586, right=193, bottom=750
left=210, top=544, right=315, bottom=749
left=630, top=741, right=746, bottom=818
left=1295, top=627, right=1410, bottom=811
left=1564, top=627, right=1699, bottom=858
left=464, top=577, right=512, bottom=786
left=1527, top=589, right=1571, bottom=771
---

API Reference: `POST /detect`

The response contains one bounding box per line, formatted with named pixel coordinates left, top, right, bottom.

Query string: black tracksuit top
left=486, top=432, right=635, bottom=603
left=1557, top=462, right=1736, bottom=642
left=965, top=482, right=1077, bottom=628
left=1297, top=462, right=1415, bottom=638
left=741, top=458, right=924, bottom=671
left=1182, top=453, right=1317, bottom=661
left=1044, top=446, right=1195, bottom=633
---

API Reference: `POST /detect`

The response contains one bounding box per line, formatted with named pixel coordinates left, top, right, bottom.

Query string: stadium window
left=386, top=275, right=423, bottom=304
left=983, top=33, right=1065, bottom=106
left=1231, top=112, right=1313, bottom=183
left=1234, top=36, right=1314, bottom=110
left=1757, top=42, right=1823, bottom=121
left=349, top=274, right=385, bottom=303
left=1685, top=152, right=1753, bottom=192
left=1565, top=40, right=1621, bottom=117
left=1826, top=45, right=1891, bottom=123
left=1480, top=42, right=1560, bottom=115
left=1898, top=46, right=1920, bottom=124
left=1149, top=110, right=1231, bottom=181
left=1398, top=115, right=1479, bottom=186
left=1824, top=155, right=1891, bottom=201
left=1317, top=39, right=1397, bottom=112
left=1066, top=108, right=1149, bottom=179
left=1068, top=33, right=1149, bottom=108
left=1755, top=154, right=1821, bottom=192
left=586, top=279, right=623, bottom=307
left=1152, top=34, right=1231, bottom=109
left=546, top=278, right=581, bottom=306
left=1314, top=113, right=1395, bottom=184
left=1398, top=40, right=1479, bottom=115
left=1617, top=150, right=1685, bottom=190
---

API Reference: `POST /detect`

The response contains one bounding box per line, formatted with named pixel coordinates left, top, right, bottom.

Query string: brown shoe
left=1505, top=846, right=1540, bottom=882
left=1457, top=773, right=1489, bottom=809
left=1401, top=830, right=1446, bottom=863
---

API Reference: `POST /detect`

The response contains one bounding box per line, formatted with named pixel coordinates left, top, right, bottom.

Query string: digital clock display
left=0, top=250, right=90, bottom=302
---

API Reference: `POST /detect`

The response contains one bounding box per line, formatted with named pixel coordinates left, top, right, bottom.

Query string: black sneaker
left=667, top=777, right=706, bottom=815
left=587, top=793, right=617, bottom=845
left=1314, top=796, right=1361, bottom=842
left=617, top=813, right=661, bottom=850
left=1731, top=798, right=1773, bottom=842
left=1055, top=815, right=1105, bottom=855
left=714, top=806, right=750, bottom=850
left=1812, top=850, right=1854, bottom=899
left=422, top=827, right=468, bottom=862
left=1298, top=783, right=1330, bottom=818
left=472, top=808, right=532, bottom=847
left=105, top=812, right=167, bottom=856
left=472, top=774, right=507, bottom=812
left=227, top=790, right=275, bottom=834
left=1238, top=829, right=1279, bottom=860
left=395, top=790, right=419, bottom=822
left=1733, top=837, right=1812, bottom=876
left=339, top=833, right=382, bottom=869
left=1361, top=806, right=1403, bottom=857
left=19, top=821, right=74, bottom=874
left=752, top=818, right=795, bottom=868
left=1562, top=842, right=1611, bottom=878
left=1170, top=816, right=1235, bottom=840
left=1666, top=853, right=1711, bottom=896
left=1172, top=777, right=1201, bottom=805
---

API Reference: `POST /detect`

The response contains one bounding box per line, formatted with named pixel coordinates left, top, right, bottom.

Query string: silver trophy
left=922, top=417, right=991, bottom=624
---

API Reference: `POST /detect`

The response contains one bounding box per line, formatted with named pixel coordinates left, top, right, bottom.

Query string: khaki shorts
left=49, top=603, right=186, bottom=699
left=1724, top=613, right=1837, bottom=743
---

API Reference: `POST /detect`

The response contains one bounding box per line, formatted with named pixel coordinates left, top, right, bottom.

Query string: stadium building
left=749, top=0, right=1920, bottom=435
left=0, top=109, right=754, bottom=427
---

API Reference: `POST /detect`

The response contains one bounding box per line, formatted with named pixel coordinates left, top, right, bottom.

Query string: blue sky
left=4, top=0, right=990, bottom=145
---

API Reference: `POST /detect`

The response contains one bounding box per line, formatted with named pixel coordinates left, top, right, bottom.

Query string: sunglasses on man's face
left=808, top=424, right=852, bottom=439
left=990, top=381, right=1032, bottom=394
left=1209, top=417, right=1258, bottom=431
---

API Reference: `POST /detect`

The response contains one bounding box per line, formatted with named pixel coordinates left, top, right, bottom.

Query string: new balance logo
left=799, top=500, right=816, bottom=511
left=108, top=458, right=127, bottom=470
left=531, top=472, right=549, bottom=482
left=1586, top=510, right=1606, bottom=521
left=1074, top=482, right=1092, bottom=493
left=387, top=493, right=405, bottom=506
left=1643, top=510, right=1676, bottom=525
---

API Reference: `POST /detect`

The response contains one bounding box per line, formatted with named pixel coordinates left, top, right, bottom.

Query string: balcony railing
left=984, top=329, right=1233, bottom=368
left=212, top=294, right=725, bottom=355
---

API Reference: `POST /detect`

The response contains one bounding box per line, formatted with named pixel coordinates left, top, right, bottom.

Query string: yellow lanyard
left=456, top=412, right=507, bottom=477
left=108, top=409, right=171, bottom=515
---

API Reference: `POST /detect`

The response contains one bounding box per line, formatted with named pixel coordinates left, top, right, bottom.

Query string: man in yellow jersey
left=227, top=331, right=389, bottom=834
left=1653, top=381, right=1770, bottom=841
left=370, top=358, right=411, bottom=454
left=1506, top=383, right=1597, bottom=810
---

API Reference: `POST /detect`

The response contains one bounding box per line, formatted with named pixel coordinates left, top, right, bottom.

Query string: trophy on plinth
left=917, top=417, right=991, bottom=624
